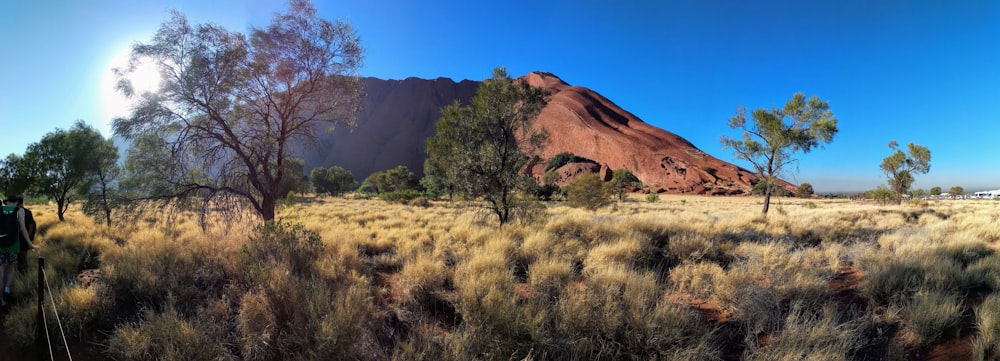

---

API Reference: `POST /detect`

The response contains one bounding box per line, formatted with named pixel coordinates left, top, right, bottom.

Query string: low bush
left=107, top=307, right=232, bottom=361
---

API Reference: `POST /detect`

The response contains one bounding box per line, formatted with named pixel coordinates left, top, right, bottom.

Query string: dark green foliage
left=277, top=158, right=312, bottom=196
left=425, top=67, right=548, bottom=226
left=795, top=183, right=814, bottom=198
left=546, top=152, right=585, bottom=171
left=26, top=121, right=119, bottom=221
left=948, top=186, right=964, bottom=196
left=722, top=93, right=838, bottom=214
left=361, top=165, right=419, bottom=194
left=310, top=165, right=356, bottom=196
left=930, top=187, right=942, bottom=196
left=699, top=165, right=717, bottom=177
left=752, top=179, right=790, bottom=197
left=420, top=158, right=451, bottom=199
left=0, top=153, right=39, bottom=197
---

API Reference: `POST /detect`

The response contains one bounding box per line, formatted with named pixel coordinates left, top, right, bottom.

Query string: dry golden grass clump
left=10, top=195, right=1000, bottom=360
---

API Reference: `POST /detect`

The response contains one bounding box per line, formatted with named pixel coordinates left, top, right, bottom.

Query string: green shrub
left=546, top=152, right=585, bottom=171
left=363, top=165, right=420, bottom=194
left=310, top=165, right=356, bottom=196
left=378, top=189, right=424, bottom=204
left=239, top=220, right=323, bottom=284
left=645, top=193, right=658, bottom=203
left=795, top=183, right=815, bottom=198
left=565, top=173, right=612, bottom=211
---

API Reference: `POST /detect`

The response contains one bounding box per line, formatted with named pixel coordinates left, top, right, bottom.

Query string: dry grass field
left=4, top=195, right=1000, bottom=360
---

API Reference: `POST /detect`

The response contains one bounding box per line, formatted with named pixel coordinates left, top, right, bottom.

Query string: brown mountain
left=300, top=72, right=771, bottom=195
left=520, top=72, right=766, bottom=194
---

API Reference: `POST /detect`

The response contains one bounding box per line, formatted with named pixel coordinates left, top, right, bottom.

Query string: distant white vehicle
left=973, top=189, right=1000, bottom=199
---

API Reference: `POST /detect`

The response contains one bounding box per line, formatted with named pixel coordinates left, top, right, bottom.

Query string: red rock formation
left=300, top=72, right=783, bottom=195
left=521, top=72, right=764, bottom=194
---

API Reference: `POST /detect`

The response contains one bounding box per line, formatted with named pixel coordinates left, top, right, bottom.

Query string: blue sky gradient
left=2, top=1, right=998, bottom=192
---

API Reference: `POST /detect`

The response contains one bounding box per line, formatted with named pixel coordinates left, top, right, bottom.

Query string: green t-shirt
left=0, top=205, right=20, bottom=253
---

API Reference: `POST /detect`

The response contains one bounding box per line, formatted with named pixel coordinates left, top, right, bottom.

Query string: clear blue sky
left=2, top=0, right=998, bottom=193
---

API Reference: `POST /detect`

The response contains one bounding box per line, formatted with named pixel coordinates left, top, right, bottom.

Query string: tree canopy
left=880, top=140, right=931, bottom=199
left=26, top=121, right=118, bottom=221
left=425, top=67, right=547, bottom=226
left=721, top=93, right=837, bottom=214
left=113, top=0, right=363, bottom=221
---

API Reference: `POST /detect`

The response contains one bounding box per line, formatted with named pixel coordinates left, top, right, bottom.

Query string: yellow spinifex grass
left=15, top=194, right=1000, bottom=359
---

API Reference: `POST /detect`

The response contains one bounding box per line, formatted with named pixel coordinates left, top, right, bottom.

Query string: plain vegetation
left=6, top=195, right=1000, bottom=360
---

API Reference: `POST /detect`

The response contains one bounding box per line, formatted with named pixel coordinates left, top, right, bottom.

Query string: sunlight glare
left=99, top=47, right=162, bottom=137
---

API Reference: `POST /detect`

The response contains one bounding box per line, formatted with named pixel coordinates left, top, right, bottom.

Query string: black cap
left=5, top=194, right=23, bottom=203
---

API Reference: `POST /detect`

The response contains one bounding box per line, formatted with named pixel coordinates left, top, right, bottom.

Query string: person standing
left=0, top=194, right=37, bottom=307
left=12, top=195, right=36, bottom=274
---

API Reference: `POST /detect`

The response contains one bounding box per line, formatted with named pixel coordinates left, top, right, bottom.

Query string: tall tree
left=929, top=186, right=942, bottom=196
left=81, top=137, right=121, bottom=227
left=948, top=186, right=964, bottom=196
left=426, top=67, right=548, bottom=226
left=880, top=140, right=931, bottom=200
left=27, top=121, right=118, bottom=221
left=113, top=0, right=363, bottom=220
left=722, top=93, right=838, bottom=214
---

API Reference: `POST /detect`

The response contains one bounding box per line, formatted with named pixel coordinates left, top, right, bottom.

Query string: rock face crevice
left=299, top=72, right=778, bottom=195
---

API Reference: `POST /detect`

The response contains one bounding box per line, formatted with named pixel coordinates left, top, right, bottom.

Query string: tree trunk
left=261, top=195, right=276, bottom=221
left=761, top=182, right=772, bottom=215
left=57, top=199, right=66, bottom=221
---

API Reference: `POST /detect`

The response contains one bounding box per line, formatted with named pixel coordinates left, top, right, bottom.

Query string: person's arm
left=16, top=209, right=35, bottom=250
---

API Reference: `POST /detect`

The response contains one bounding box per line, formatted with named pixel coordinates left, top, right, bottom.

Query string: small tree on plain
left=929, top=187, right=942, bottom=196
left=610, top=168, right=641, bottom=201
left=869, top=185, right=897, bottom=206
left=425, top=67, right=548, bottom=226
left=722, top=93, right=838, bottom=215
left=880, top=140, right=931, bottom=200
left=948, top=186, right=964, bottom=196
